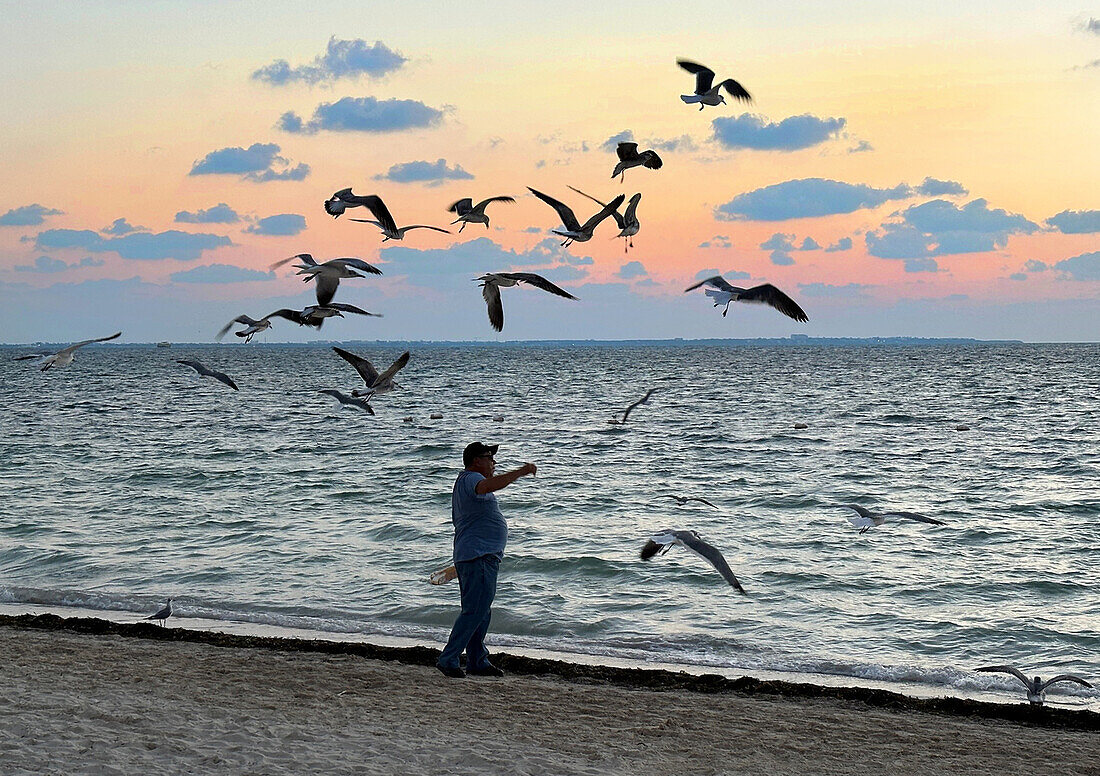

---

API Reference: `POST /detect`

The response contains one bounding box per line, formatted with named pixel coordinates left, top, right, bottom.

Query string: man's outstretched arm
left=476, top=463, right=537, bottom=494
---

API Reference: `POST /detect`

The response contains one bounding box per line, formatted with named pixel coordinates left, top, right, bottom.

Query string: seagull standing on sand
left=527, top=188, right=625, bottom=247
left=318, top=389, right=375, bottom=414
left=611, top=142, right=663, bottom=182
left=14, top=331, right=122, bottom=371
left=176, top=360, right=239, bottom=391
left=477, top=272, right=579, bottom=332
left=216, top=315, right=273, bottom=343
left=976, top=666, right=1093, bottom=707
left=666, top=495, right=719, bottom=509
left=341, top=194, right=450, bottom=242
left=448, top=196, right=516, bottom=232
left=641, top=530, right=746, bottom=594
left=332, top=347, right=411, bottom=398
left=569, top=187, right=642, bottom=251
left=145, top=599, right=172, bottom=626
left=685, top=276, right=808, bottom=322
left=609, top=388, right=659, bottom=424
left=841, top=504, right=945, bottom=534
left=677, top=59, right=752, bottom=110
left=270, top=253, right=383, bottom=306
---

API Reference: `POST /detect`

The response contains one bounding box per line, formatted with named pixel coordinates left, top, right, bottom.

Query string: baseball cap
left=463, top=441, right=499, bottom=466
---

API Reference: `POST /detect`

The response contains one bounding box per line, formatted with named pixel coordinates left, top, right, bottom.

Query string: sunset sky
left=2, top=1, right=1097, bottom=343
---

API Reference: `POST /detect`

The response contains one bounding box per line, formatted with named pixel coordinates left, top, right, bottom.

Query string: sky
left=1, top=1, right=1098, bottom=343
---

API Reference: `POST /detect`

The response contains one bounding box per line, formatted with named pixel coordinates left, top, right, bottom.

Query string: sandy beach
left=1, top=617, right=1096, bottom=776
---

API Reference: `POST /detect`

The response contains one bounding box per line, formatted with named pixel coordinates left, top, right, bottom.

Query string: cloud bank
left=711, top=114, right=846, bottom=151
left=252, top=38, right=406, bottom=85
left=279, top=97, right=443, bottom=134
left=717, top=178, right=911, bottom=221
left=32, top=228, right=231, bottom=261
left=189, top=143, right=309, bottom=182
left=175, top=204, right=241, bottom=224
left=244, top=214, right=307, bottom=236
left=374, top=158, right=474, bottom=184
left=0, top=204, right=64, bottom=226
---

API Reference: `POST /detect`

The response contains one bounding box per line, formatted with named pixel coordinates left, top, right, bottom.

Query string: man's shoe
left=468, top=664, right=505, bottom=677
left=436, top=664, right=466, bottom=678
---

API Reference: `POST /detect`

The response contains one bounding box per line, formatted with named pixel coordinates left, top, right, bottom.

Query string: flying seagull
left=569, top=187, right=642, bottom=251
left=641, top=530, right=746, bottom=594
left=216, top=314, right=273, bottom=342
left=318, top=389, right=376, bottom=414
left=477, top=272, right=579, bottom=332
left=677, top=59, right=752, bottom=110
left=666, top=495, right=719, bottom=509
left=527, top=187, right=625, bottom=247
left=609, top=388, right=658, bottom=424
left=342, top=194, right=450, bottom=242
left=448, top=196, right=516, bottom=232
left=265, top=303, right=382, bottom=330
left=685, top=276, right=808, bottom=322
left=324, top=188, right=386, bottom=219
left=331, top=347, right=411, bottom=398
left=14, top=331, right=121, bottom=371
left=270, top=253, right=383, bottom=306
left=145, top=598, right=172, bottom=627
left=177, top=359, right=239, bottom=391
left=976, top=666, right=1093, bottom=707
left=841, top=504, right=945, bottom=534
left=611, top=142, right=663, bottom=182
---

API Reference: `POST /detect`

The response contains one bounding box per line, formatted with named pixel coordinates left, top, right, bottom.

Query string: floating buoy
left=793, top=422, right=808, bottom=430
left=955, top=424, right=970, bottom=431
left=430, top=413, right=443, bottom=420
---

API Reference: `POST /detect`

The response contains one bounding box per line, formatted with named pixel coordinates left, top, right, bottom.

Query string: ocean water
left=1, top=342, right=1098, bottom=709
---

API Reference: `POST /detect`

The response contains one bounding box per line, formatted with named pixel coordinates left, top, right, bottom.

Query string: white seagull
left=677, top=59, right=752, bottom=110
left=477, top=272, right=579, bottom=332
left=344, top=194, right=450, bottom=242
left=216, top=314, right=273, bottom=343
left=685, top=276, right=808, bottom=322
left=841, top=504, right=946, bottom=534
left=318, top=389, right=375, bottom=414
left=527, top=188, right=625, bottom=247
left=332, top=347, right=411, bottom=398
left=976, top=666, right=1093, bottom=707
left=641, top=530, right=746, bottom=594
left=14, top=331, right=121, bottom=371
left=448, top=196, right=516, bottom=232
left=270, top=253, right=383, bottom=306
left=666, top=495, right=719, bottom=509
left=609, top=388, right=658, bottom=424
left=569, top=187, right=642, bottom=251
left=176, top=359, right=239, bottom=391
left=611, top=142, right=663, bottom=182
left=145, top=598, right=173, bottom=627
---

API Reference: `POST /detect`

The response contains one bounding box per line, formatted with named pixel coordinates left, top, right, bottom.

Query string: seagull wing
left=580, top=193, right=626, bottom=233
left=1040, top=675, right=1093, bottom=691
left=882, top=511, right=946, bottom=526
left=640, top=537, right=675, bottom=560
left=688, top=497, right=719, bottom=509
left=842, top=504, right=874, bottom=519
left=567, top=186, right=622, bottom=229
left=361, top=195, right=398, bottom=234
left=372, top=350, right=411, bottom=387
left=314, top=273, right=340, bottom=307
left=329, top=258, right=383, bottom=275
left=482, top=282, right=505, bottom=332
left=684, top=275, right=739, bottom=294
left=13, top=353, right=50, bottom=361
left=271, top=253, right=315, bottom=270
left=264, top=308, right=306, bottom=326
left=623, top=194, right=642, bottom=224
left=677, top=59, right=716, bottom=93
left=737, top=284, right=809, bottom=322
left=332, top=346, right=380, bottom=386
left=324, top=198, right=345, bottom=217
left=319, top=389, right=375, bottom=414
left=216, top=315, right=258, bottom=341
left=400, top=225, right=452, bottom=234
left=640, top=150, right=663, bottom=170
left=176, top=359, right=203, bottom=374
left=473, top=196, right=516, bottom=213
left=673, top=531, right=746, bottom=594
left=448, top=198, right=473, bottom=215
left=976, top=665, right=1032, bottom=689
left=718, top=78, right=752, bottom=102
left=501, top=272, right=579, bottom=300
left=620, top=387, right=658, bottom=422
left=327, top=303, right=382, bottom=317
left=616, top=142, right=640, bottom=162
left=59, top=331, right=122, bottom=355
left=206, top=368, right=239, bottom=391
left=528, top=187, right=581, bottom=232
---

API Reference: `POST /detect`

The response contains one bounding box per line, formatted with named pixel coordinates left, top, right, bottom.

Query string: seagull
left=569, top=187, right=642, bottom=251
left=324, top=188, right=386, bottom=219
left=685, top=276, right=808, bottom=322
left=216, top=314, right=273, bottom=343
left=527, top=188, right=625, bottom=247
left=145, top=598, right=172, bottom=627
left=677, top=59, right=752, bottom=110
left=611, top=142, right=663, bottom=182
left=841, top=504, right=945, bottom=534
left=318, top=389, right=375, bottom=414
left=331, top=347, right=411, bottom=398
left=266, top=303, right=382, bottom=330
left=641, top=530, right=746, bottom=594
left=13, top=331, right=121, bottom=371
left=176, top=359, right=239, bottom=391
left=477, top=272, right=579, bottom=332
left=342, top=194, right=450, bottom=242
left=448, top=196, right=516, bottom=232
left=609, top=388, right=658, bottom=424
left=269, top=253, right=383, bottom=306
left=976, top=666, right=1093, bottom=707
left=666, top=495, right=719, bottom=509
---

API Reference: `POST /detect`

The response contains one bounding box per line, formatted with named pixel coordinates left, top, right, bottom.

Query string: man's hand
left=521, top=462, right=537, bottom=477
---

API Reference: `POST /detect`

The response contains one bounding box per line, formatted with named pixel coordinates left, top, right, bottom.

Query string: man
left=436, top=441, right=536, bottom=678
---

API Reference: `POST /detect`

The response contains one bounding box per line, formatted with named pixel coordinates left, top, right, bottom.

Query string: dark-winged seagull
left=145, top=598, right=172, bottom=626
left=609, top=387, right=658, bottom=424
left=324, top=188, right=385, bottom=219
left=527, top=188, right=625, bottom=247
left=342, top=194, right=450, bottom=242
left=177, top=359, right=239, bottom=391
left=569, top=187, right=642, bottom=251
left=216, top=314, right=273, bottom=343
left=685, top=276, right=808, bottom=322
left=270, top=253, right=383, bottom=306
left=448, top=196, right=516, bottom=232
left=641, top=530, right=746, bottom=594
left=841, top=504, right=945, bottom=534
left=677, top=59, right=752, bottom=110
left=318, top=389, right=376, bottom=414
left=332, top=347, right=411, bottom=398
left=666, top=494, right=719, bottom=509
left=266, top=303, right=381, bottom=330
left=611, top=142, right=663, bottom=182
left=976, top=666, right=1093, bottom=707
left=14, top=331, right=122, bottom=371
left=477, top=272, right=579, bottom=332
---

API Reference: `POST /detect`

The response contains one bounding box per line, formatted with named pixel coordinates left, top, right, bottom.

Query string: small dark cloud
left=280, top=97, right=443, bottom=134
left=189, top=143, right=310, bottom=183
left=800, top=237, right=821, bottom=250
left=252, top=38, right=406, bottom=85
left=848, top=140, right=874, bottom=154
left=0, top=204, right=64, bottom=227
left=693, top=268, right=750, bottom=281
left=1078, top=17, right=1100, bottom=34
left=101, top=218, right=145, bottom=235
left=15, top=255, right=105, bottom=273
left=698, top=235, right=732, bottom=249
left=170, top=264, right=276, bottom=283
left=797, top=282, right=873, bottom=298
left=374, top=158, right=474, bottom=184
left=1047, top=209, right=1100, bottom=234
left=825, top=237, right=853, bottom=252
left=522, top=226, right=542, bottom=233
left=916, top=177, right=968, bottom=197
left=244, top=214, right=307, bottom=236
left=1053, top=250, right=1100, bottom=280
left=33, top=228, right=231, bottom=261
left=535, top=160, right=547, bottom=169
left=712, top=113, right=846, bottom=151
left=1023, top=259, right=1048, bottom=272
left=716, top=178, right=911, bottom=221
left=761, top=233, right=796, bottom=265
left=616, top=260, right=648, bottom=279
left=1009, top=272, right=1028, bottom=281
left=1072, top=59, right=1100, bottom=70
left=601, top=130, right=633, bottom=152
left=175, top=203, right=240, bottom=224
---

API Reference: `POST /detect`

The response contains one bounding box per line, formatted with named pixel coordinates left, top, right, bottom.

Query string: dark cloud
left=1009, top=272, right=1028, bottom=281
left=711, top=113, right=846, bottom=151
left=1023, top=259, right=1048, bottom=272
left=0, top=204, right=64, bottom=226
left=33, top=228, right=231, bottom=261
left=374, top=158, right=474, bottom=184
left=824, top=237, right=853, bottom=252
left=170, top=264, right=276, bottom=283
left=1079, top=17, right=1100, bottom=34
left=244, top=214, right=307, bottom=236
left=797, top=282, right=873, bottom=298
left=252, top=38, right=406, bottom=85
left=1047, top=209, right=1100, bottom=234
left=175, top=204, right=241, bottom=224
left=698, top=235, right=732, bottom=249
left=615, top=260, right=648, bottom=279
left=848, top=140, right=873, bottom=154
left=760, top=233, right=797, bottom=265
left=280, top=97, right=443, bottom=134
left=189, top=143, right=310, bottom=182
left=101, top=218, right=145, bottom=235
left=693, top=268, right=750, bottom=281
left=716, top=178, right=911, bottom=221
left=1053, top=250, right=1100, bottom=280
left=15, top=255, right=107, bottom=273
left=915, top=177, right=968, bottom=197
left=799, top=237, right=821, bottom=250
left=600, top=130, right=634, bottom=152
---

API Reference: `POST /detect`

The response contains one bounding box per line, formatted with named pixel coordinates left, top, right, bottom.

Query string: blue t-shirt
left=452, top=470, right=508, bottom=562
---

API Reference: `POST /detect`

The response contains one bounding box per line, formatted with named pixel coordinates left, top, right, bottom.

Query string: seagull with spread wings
left=677, top=59, right=752, bottom=110
left=448, top=196, right=515, bottom=232
left=477, top=272, right=579, bottom=332
left=332, top=347, right=411, bottom=398
left=841, top=504, right=946, bottom=534
left=269, top=253, right=383, bottom=306
left=341, top=193, right=450, bottom=242
left=976, top=666, right=1092, bottom=707
left=265, top=303, right=382, bottom=331
left=318, top=389, right=376, bottom=414
left=685, top=275, right=808, bottom=322
left=666, top=495, right=719, bottom=509
left=324, top=188, right=385, bottom=219
left=216, top=314, right=273, bottom=343
left=609, top=388, right=658, bottom=424
left=641, top=530, right=746, bottom=594
left=14, top=331, right=121, bottom=371
left=528, top=188, right=625, bottom=247
left=611, top=142, right=663, bottom=182
left=177, top=360, right=238, bottom=391
left=569, top=187, right=642, bottom=251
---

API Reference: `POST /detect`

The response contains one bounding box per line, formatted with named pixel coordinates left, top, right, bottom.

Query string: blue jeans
left=438, top=554, right=500, bottom=670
